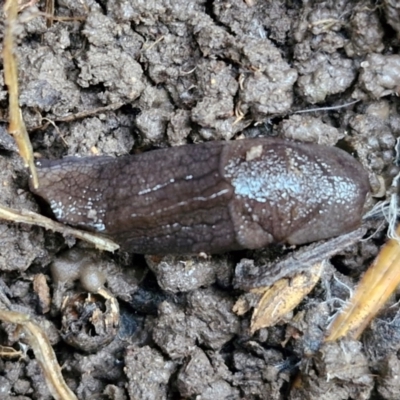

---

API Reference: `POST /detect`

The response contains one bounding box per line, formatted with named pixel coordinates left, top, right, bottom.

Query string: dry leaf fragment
left=33, top=274, right=51, bottom=314
left=250, top=262, right=324, bottom=334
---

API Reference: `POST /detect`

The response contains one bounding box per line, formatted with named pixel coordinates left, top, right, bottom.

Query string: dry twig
left=0, top=308, right=78, bottom=400
left=3, top=0, right=38, bottom=188
left=0, top=204, right=119, bottom=252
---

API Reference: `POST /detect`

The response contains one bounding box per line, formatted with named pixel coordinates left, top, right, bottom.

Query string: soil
left=1, top=0, right=400, bottom=399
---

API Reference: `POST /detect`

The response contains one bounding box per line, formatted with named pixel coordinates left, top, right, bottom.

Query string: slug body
left=31, top=139, right=369, bottom=254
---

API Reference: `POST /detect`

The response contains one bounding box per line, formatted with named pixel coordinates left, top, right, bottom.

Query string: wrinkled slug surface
left=31, top=139, right=370, bottom=254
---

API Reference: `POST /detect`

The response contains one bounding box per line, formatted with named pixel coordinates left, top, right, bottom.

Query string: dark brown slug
left=30, top=138, right=370, bottom=254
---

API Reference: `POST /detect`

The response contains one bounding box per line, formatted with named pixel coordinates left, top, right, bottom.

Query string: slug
left=30, top=138, right=369, bottom=254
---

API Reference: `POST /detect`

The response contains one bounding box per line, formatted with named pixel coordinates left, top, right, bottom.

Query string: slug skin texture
left=31, top=139, right=370, bottom=254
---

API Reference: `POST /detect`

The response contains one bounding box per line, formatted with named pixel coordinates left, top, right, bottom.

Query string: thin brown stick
left=0, top=204, right=119, bottom=252
left=0, top=308, right=78, bottom=400
left=3, top=0, right=38, bottom=188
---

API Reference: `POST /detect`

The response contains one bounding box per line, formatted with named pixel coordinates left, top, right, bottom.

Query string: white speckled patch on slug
left=224, top=150, right=359, bottom=222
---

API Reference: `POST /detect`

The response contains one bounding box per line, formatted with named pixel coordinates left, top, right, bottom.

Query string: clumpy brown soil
left=1, top=0, right=400, bottom=399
